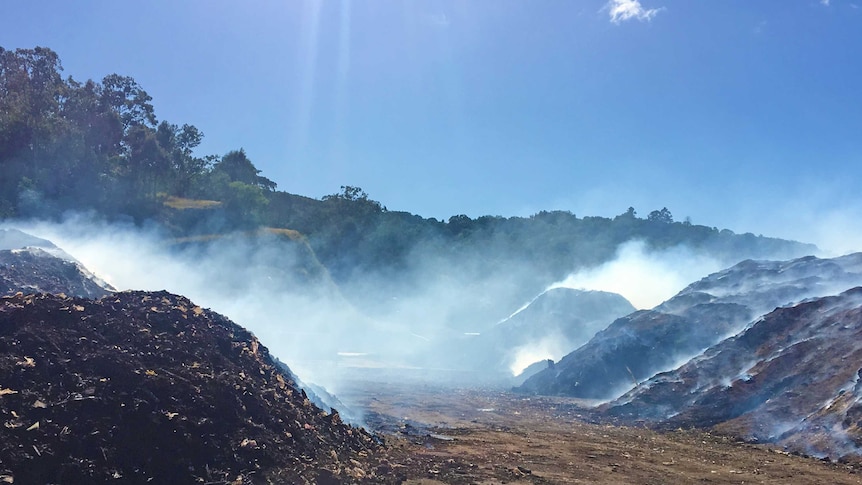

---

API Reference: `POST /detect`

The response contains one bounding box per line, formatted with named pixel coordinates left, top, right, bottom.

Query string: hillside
left=166, top=227, right=339, bottom=297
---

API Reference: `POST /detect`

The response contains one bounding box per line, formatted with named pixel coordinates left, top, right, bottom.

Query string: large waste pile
left=0, top=290, right=382, bottom=484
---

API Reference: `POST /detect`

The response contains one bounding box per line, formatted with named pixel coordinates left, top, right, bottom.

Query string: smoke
left=0, top=217, right=794, bottom=406
left=509, top=336, right=568, bottom=376
left=6, top=216, right=356, bottom=385
left=796, top=208, right=862, bottom=258
left=729, top=190, right=862, bottom=258
left=2, top=215, right=550, bottom=395
left=548, top=240, right=723, bottom=310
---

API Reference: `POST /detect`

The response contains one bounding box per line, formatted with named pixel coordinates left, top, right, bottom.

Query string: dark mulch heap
left=0, top=291, right=384, bottom=484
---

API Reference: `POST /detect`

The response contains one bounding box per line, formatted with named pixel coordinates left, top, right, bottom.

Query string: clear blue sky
left=3, top=0, right=861, bottom=251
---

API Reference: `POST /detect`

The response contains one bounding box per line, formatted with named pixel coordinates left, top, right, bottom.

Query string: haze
left=4, top=214, right=729, bottom=395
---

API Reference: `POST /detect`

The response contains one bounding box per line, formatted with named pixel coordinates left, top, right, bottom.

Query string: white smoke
left=2, top=215, right=543, bottom=392
left=549, top=240, right=723, bottom=310
left=509, top=335, right=568, bottom=376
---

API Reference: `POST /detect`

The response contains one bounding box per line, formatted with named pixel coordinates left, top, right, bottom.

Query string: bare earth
left=341, top=379, right=862, bottom=484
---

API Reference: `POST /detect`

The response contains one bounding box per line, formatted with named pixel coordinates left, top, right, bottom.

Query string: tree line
left=0, top=46, right=274, bottom=224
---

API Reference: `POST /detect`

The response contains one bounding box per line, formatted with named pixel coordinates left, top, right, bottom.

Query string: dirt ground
left=340, top=378, right=862, bottom=485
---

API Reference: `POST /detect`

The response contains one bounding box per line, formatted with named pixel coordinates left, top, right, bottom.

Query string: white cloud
left=606, top=0, right=664, bottom=24
left=821, top=0, right=831, bottom=6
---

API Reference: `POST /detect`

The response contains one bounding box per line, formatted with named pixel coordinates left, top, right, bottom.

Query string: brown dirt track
left=341, top=379, right=862, bottom=484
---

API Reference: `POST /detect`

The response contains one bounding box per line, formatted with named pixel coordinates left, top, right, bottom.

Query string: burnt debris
left=0, top=291, right=381, bottom=483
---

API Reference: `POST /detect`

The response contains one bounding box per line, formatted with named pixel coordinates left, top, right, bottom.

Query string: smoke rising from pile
left=4, top=216, right=786, bottom=404
left=9, top=217, right=358, bottom=386
left=4, top=215, right=547, bottom=392
left=509, top=336, right=566, bottom=377
left=548, top=240, right=723, bottom=310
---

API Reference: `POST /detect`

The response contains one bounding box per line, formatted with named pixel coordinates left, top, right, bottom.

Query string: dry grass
left=261, top=227, right=305, bottom=241
left=162, top=196, right=222, bottom=210
left=169, top=227, right=306, bottom=245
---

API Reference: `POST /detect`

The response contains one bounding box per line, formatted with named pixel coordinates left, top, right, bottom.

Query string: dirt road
left=340, top=379, right=862, bottom=484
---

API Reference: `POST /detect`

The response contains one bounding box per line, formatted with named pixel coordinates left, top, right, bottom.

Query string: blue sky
left=3, top=0, right=862, bottom=251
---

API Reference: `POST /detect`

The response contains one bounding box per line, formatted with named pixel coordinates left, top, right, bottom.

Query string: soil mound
left=0, top=291, right=379, bottom=484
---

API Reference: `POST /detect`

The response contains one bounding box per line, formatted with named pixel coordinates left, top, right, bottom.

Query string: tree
left=447, top=214, right=474, bottom=235
left=0, top=47, right=103, bottom=215
left=647, top=207, right=674, bottom=224
left=124, top=124, right=169, bottom=200
left=222, top=181, right=269, bottom=228
left=0, top=46, right=65, bottom=161
left=615, top=207, right=638, bottom=221
left=99, top=74, right=156, bottom=134
left=62, top=77, right=122, bottom=157
left=0, top=47, right=217, bottom=218
left=322, top=186, right=384, bottom=213
left=323, top=185, right=369, bottom=202
left=212, top=149, right=276, bottom=191
left=155, top=121, right=207, bottom=195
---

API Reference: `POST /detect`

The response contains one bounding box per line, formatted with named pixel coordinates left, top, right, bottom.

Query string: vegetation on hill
left=0, top=46, right=273, bottom=226
left=0, top=46, right=816, bottom=291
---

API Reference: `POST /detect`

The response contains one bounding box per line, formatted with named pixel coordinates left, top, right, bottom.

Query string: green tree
left=615, top=207, right=638, bottom=221
left=122, top=124, right=169, bottom=206
left=212, top=149, right=276, bottom=190
left=322, top=186, right=384, bottom=212
left=62, top=77, right=123, bottom=158
left=448, top=214, right=474, bottom=235
left=647, top=207, right=674, bottom=224
left=99, top=74, right=156, bottom=135
left=155, top=121, right=207, bottom=195
left=0, top=47, right=65, bottom=157
left=324, top=185, right=368, bottom=202
left=223, top=181, right=269, bottom=228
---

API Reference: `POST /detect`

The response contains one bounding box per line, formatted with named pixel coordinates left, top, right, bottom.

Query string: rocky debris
left=602, top=287, right=862, bottom=459
left=0, top=248, right=114, bottom=299
left=0, top=290, right=382, bottom=484
left=518, top=253, right=862, bottom=400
